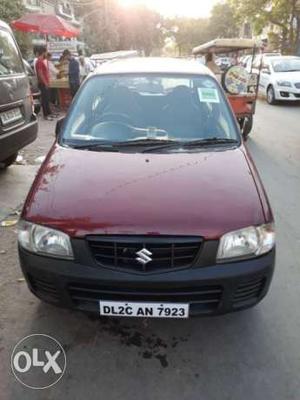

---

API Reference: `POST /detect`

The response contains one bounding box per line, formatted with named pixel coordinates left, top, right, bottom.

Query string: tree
left=116, top=5, right=163, bottom=55
left=230, top=0, right=300, bottom=54
left=209, top=2, right=239, bottom=38
left=77, top=1, right=163, bottom=55
left=163, top=18, right=211, bottom=56
left=0, top=0, right=25, bottom=23
left=0, top=0, right=31, bottom=56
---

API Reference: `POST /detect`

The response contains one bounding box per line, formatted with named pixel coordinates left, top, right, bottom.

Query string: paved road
left=0, top=101, right=299, bottom=399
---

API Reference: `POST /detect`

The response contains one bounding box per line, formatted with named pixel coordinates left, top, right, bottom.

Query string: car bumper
left=0, top=116, right=38, bottom=161
left=274, top=87, right=300, bottom=101
left=19, top=247, right=275, bottom=317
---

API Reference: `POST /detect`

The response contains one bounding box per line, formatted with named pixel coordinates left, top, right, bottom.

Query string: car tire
left=0, top=152, right=18, bottom=169
left=267, top=85, right=276, bottom=105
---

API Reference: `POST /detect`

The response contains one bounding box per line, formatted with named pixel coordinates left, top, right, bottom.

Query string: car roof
left=0, top=19, right=11, bottom=31
left=94, top=57, right=214, bottom=77
left=268, top=56, right=300, bottom=62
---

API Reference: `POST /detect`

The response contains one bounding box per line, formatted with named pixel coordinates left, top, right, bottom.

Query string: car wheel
left=0, top=152, right=18, bottom=169
left=267, top=86, right=276, bottom=105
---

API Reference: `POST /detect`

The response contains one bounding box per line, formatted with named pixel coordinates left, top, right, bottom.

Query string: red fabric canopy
left=11, top=13, right=80, bottom=38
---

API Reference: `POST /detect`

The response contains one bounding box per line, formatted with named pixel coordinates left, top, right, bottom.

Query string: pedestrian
left=205, top=53, right=221, bottom=75
left=46, top=52, right=59, bottom=111
left=35, top=47, right=53, bottom=121
left=78, top=49, right=93, bottom=81
left=63, top=49, right=80, bottom=98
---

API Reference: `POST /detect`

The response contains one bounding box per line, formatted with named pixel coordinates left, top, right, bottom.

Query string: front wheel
left=0, top=152, right=18, bottom=169
left=267, top=86, right=276, bottom=105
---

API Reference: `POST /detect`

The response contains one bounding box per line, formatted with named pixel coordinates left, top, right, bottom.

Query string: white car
left=258, top=56, right=300, bottom=104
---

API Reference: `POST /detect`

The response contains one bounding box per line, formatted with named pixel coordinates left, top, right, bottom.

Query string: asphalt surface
left=0, top=101, right=299, bottom=399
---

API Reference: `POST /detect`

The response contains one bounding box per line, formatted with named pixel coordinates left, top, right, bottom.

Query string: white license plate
left=0, top=108, right=23, bottom=126
left=99, top=301, right=189, bottom=319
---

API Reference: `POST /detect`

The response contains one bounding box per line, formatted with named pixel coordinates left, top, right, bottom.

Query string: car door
left=259, top=59, right=271, bottom=95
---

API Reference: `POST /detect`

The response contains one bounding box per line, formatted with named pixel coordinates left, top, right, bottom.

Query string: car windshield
left=62, top=73, right=239, bottom=148
left=0, top=29, right=24, bottom=76
left=271, top=58, right=300, bottom=72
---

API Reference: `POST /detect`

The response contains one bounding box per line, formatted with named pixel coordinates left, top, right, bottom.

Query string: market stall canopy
left=11, top=13, right=80, bottom=38
left=192, top=38, right=258, bottom=55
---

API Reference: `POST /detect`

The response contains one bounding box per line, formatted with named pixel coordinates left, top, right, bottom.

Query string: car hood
left=23, top=145, right=266, bottom=239
left=274, top=71, right=300, bottom=83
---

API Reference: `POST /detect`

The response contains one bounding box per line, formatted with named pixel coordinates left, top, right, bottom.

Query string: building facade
left=22, top=0, right=80, bottom=26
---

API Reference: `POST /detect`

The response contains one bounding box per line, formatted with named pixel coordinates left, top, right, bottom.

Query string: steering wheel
left=100, top=112, right=134, bottom=126
left=90, top=120, right=137, bottom=140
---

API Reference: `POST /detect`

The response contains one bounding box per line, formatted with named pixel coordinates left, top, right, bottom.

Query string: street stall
left=193, top=38, right=260, bottom=139
left=11, top=13, right=80, bottom=110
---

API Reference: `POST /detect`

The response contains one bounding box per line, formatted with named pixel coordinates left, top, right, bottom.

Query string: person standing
left=63, top=49, right=80, bottom=98
left=46, top=52, right=59, bottom=110
left=205, top=53, right=221, bottom=75
left=36, top=47, right=53, bottom=121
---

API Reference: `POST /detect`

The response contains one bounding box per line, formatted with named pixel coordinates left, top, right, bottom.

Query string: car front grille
left=87, top=236, right=202, bottom=272
left=69, top=283, right=223, bottom=314
left=233, top=276, right=266, bottom=307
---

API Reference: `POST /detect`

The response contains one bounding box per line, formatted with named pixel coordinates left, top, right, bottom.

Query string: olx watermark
left=11, top=334, right=66, bottom=389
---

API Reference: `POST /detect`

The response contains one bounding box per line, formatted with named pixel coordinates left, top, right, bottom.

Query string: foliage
left=230, top=0, right=300, bottom=54
left=0, top=0, right=25, bottom=23
left=162, top=17, right=210, bottom=56
left=209, top=2, right=239, bottom=39
left=78, top=0, right=163, bottom=55
left=0, top=0, right=31, bottom=56
left=161, top=3, right=238, bottom=56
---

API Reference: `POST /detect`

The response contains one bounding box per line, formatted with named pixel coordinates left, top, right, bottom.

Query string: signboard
left=222, top=66, right=250, bottom=95
left=47, top=41, right=77, bottom=54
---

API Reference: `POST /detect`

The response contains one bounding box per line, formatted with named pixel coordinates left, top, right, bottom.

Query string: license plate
left=99, top=301, right=189, bottom=319
left=0, top=108, right=23, bottom=126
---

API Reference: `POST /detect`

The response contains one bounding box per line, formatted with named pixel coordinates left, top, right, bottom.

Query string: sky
left=118, top=0, right=220, bottom=18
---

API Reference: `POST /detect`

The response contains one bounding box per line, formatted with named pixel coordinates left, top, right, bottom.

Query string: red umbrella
left=11, top=13, right=80, bottom=38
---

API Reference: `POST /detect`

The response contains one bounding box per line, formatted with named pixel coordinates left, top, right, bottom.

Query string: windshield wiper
left=62, top=141, right=119, bottom=152
left=181, top=138, right=239, bottom=147
left=116, top=138, right=179, bottom=147
left=142, top=137, right=239, bottom=153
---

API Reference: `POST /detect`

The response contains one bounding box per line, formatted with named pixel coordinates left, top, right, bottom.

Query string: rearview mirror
left=55, top=117, right=65, bottom=137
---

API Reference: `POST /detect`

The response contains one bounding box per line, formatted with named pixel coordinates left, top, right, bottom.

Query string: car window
left=62, top=74, right=239, bottom=145
left=271, top=58, right=300, bottom=72
left=0, top=29, right=24, bottom=76
left=253, top=55, right=262, bottom=69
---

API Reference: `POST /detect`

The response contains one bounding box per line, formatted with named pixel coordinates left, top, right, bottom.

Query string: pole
left=297, top=16, right=300, bottom=55
left=296, top=0, right=300, bottom=55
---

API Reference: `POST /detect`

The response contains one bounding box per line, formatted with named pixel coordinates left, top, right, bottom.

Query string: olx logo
left=11, top=334, right=66, bottom=389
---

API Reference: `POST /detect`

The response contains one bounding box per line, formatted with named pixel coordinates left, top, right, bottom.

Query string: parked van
left=0, top=20, right=38, bottom=168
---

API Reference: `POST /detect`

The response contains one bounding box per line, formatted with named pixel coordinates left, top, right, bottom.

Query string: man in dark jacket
left=63, top=49, right=80, bottom=98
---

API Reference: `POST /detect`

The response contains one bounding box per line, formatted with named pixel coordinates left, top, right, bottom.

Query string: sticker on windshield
left=198, top=88, right=220, bottom=103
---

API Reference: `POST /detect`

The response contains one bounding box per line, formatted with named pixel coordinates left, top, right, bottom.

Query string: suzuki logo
left=136, top=248, right=152, bottom=265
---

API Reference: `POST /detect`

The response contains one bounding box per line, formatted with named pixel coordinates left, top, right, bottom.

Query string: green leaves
left=230, top=0, right=300, bottom=53
left=0, top=0, right=25, bottom=23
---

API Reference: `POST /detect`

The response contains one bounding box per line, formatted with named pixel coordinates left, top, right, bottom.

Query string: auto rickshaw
left=192, top=38, right=261, bottom=139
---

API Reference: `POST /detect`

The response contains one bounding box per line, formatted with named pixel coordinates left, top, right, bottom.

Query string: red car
left=18, top=58, right=275, bottom=318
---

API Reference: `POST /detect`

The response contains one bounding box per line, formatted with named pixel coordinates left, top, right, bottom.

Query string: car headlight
left=217, top=224, right=275, bottom=261
left=277, top=81, right=292, bottom=87
left=18, top=220, right=74, bottom=259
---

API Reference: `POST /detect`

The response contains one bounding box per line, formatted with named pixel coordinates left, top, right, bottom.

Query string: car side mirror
left=55, top=117, right=65, bottom=137
left=261, top=67, right=270, bottom=75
